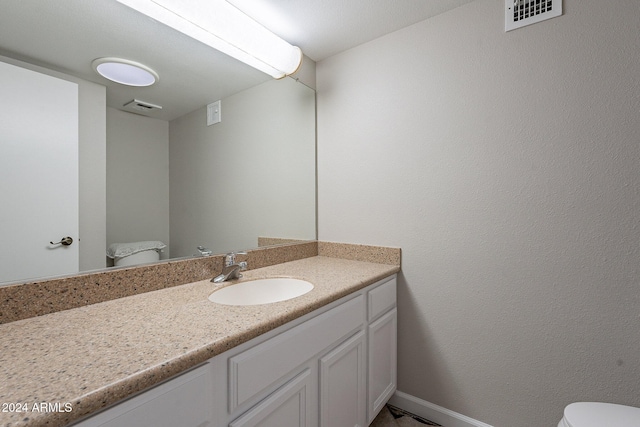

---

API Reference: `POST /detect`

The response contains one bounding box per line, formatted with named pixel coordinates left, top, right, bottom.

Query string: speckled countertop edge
left=0, top=255, right=399, bottom=427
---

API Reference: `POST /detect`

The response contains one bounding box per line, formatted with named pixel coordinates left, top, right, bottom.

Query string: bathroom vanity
left=74, top=274, right=397, bottom=427
left=0, top=246, right=400, bottom=427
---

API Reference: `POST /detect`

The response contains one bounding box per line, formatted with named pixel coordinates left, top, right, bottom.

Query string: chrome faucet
left=212, top=251, right=247, bottom=283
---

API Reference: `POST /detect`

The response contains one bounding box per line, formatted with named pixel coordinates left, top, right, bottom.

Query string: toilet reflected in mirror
left=107, top=241, right=165, bottom=267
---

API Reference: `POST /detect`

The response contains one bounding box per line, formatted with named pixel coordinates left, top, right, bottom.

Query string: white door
left=0, top=60, right=79, bottom=284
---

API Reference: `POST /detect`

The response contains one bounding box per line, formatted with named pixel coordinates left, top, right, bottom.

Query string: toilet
left=559, top=402, right=640, bottom=427
left=107, top=241, right=166, bottom=267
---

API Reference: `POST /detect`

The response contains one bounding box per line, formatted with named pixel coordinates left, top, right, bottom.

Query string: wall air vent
left=505, top=0, right=562, bottom=32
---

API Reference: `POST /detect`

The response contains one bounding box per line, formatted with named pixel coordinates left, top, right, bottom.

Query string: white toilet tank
left=114, top=249, right=161, bottom=266
left=107, top=241, right=166, bottom=267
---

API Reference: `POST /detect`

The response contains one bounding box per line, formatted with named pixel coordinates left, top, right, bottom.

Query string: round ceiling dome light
left=92, top=57, right=158, bottom=86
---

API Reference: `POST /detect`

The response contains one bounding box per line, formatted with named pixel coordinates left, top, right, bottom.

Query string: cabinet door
left=74, top=365, right=211, bottom=427
left=229, top=295, right=363, bottom=412
left=367, top=308, right=397, bottom=424
left=230, top=369, right=314, bottom=427
left=319, top=331, right=366, bottom=427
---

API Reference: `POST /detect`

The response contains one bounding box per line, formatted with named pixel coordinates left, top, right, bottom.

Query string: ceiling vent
left=505, top=0, right=562, bottom=32
left=122, top=99, right=163, bottom=115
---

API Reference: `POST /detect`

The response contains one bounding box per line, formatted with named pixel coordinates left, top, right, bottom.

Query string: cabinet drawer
left=229, top=295, right=364, bottom=411
left=367, top=276, right=396, bottom=321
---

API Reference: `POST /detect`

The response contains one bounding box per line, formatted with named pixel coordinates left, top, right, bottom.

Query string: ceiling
left=0, top=0, right=475, bottom=121
left=230, top=0, right=477, bottom=61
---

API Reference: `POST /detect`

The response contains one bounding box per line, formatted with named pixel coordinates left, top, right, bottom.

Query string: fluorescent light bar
left=116, top=0, right=303, bottom=79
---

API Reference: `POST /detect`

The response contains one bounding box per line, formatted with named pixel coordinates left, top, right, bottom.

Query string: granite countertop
left=0, top=256, right=399, bottom=427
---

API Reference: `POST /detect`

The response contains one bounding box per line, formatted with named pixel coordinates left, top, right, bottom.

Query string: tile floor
left=370, top=404, right=441, bottom=426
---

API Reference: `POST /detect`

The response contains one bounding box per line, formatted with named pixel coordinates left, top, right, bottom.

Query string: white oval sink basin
left=208, top=278, right=314, bottom=306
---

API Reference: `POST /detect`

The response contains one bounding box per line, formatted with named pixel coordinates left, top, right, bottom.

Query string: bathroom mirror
left=0, top=0, right=316, bottom=285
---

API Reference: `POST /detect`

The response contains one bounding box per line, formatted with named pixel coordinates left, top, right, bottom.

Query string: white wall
left=169, top=77, right=316, bottom=258
left=78, top=76, right=107, bottom=271
left=106, top=108, right=170, bottom=258
left=316, top=1, right=640, bottom=426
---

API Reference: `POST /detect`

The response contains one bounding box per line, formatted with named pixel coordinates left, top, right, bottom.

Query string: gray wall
left=316, top=0, right=640, bottom=426
left=78, top=77, right=107, bottom=271
left=169, top=77, right=316, bottom=258
left=106, top=108, right=170, bottom=259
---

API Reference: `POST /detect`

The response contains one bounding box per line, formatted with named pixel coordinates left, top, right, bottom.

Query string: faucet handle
left=224, top=251, right=248, bottom=266
left=197, top=246, right=213, bottom=256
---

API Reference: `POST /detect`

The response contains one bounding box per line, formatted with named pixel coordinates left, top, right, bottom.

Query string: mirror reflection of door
left=0, top=60, right=79, bottom=284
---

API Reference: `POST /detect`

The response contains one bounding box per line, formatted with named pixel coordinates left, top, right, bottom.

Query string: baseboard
left=388, top=391, right=494, bottom=427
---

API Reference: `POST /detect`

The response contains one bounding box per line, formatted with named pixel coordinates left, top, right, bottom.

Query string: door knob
left=50, top=236, right=73, bottom=246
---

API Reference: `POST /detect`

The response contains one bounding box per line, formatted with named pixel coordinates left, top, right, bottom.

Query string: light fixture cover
left=92, top=58, right=158, bottom=86
left=116, top=0, right=303, bottom=79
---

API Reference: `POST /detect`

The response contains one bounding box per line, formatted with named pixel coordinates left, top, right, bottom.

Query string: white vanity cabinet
left=211, top=292, right=366, bottom=427
left=72, top=363, right=212, bottom=427
left=72, top=274, right=396, bottom=427
left=213, top=274, right=397, bottom=427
